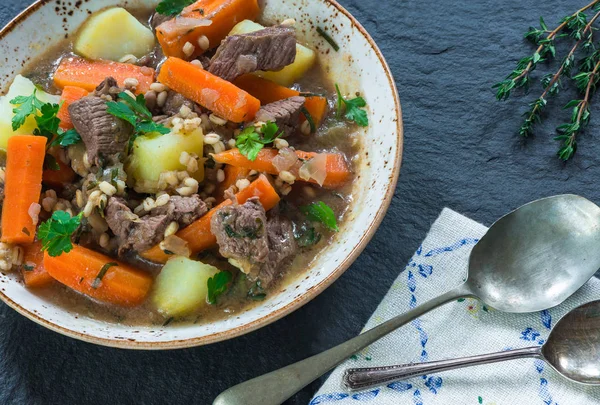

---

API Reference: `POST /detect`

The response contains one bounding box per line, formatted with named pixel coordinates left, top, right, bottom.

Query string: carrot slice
left=158, top=57, right=260, bottom=123
left=21, top=241, right=53, bottom=288
left=156, top=0, right=260, bottom=59
left=1, top=136, right=46, bottom=244
left=43, top=245, right=153, bottom=306
left=214, top=166, right=250, bottom=203
left=212, top=148, right=351, bottom=188
left=54, top=57, right=155, bottom=94
left=233, top=74, right=329, bottom=126
left=43, top=159, right=76, bottom=189
left=142, top=174, right=280, bottom=264
left=57, top=86, right=89, bottom=130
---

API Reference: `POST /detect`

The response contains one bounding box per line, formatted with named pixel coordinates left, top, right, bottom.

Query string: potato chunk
left=229, top=20, right=317, bottom=86
left=75, top=8, right=155, bottom=61
left=152, top=256, right=220, bottom=317
left=127, top=128, right=204, bottom=193
left=0, top=75, right=60, bottom=149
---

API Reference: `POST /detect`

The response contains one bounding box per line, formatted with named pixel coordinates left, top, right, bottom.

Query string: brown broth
left=10, top=7, right=361, bottom=327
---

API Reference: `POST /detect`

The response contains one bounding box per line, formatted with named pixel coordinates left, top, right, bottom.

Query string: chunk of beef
left=209, top=26, right=297, bottom=81
left=106, top=196, right=207, bottom=255
left=210, top=198, right=269, bottom=275
left=211, top=199, right=297, bottom=286
left=258, top=212, right=297, bottom=286
left=151, top=195, right=208, bottom=228
left=162, top=91, right=196, bottom=117
left=69, top=89, right=133, bottom=165
left=254, top=96, right=305, bottom=137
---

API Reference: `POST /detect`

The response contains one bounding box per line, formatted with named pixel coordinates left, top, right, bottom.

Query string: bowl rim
left=0, top=0, right=404, bottom=350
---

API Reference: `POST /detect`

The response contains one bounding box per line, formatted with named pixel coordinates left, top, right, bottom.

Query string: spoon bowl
left=543, top=300, right=600, bottom=384
left=344, top=299, right=600, bottom=390
left=467, top=195, right=600, bottom=312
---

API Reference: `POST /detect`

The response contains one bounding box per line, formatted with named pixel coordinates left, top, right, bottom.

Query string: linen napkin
left=311, top=208, right=600, bottom=405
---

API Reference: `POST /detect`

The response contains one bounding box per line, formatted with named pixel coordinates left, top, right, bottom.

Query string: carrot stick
left=42, top=158, right=76, bottom=190
left=214, top=166, right=250, bottom=203
left=54, top=57, right=155, bottom=94
left=158, top=57, right=260, bottom=122
left=212, top=148, right=351, bottom=188
left=142, top=174, right=280, bottom=264
left=233, top=74, right=329, bottom=126
left=1, top=136, right=46, bottom=244
left=21, top=241, right=53, bottom=288
left=43, top=245, right=153, bottom=306
left=156, top=0, right=260, bottom=59
left=57, top=86, right=89, bottom=130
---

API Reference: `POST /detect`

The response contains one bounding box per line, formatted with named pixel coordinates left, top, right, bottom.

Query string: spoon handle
left=213, top=285, right=472, bottom=405
left=343, top=346, right=542, bottom=390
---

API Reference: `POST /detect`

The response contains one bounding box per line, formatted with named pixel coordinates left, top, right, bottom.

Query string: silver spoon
left=344, top=299, right=600, bottom=390
left=214, top=195, right=600, bottom=405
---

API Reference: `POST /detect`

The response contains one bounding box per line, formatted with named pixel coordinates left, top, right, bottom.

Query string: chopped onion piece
left=299, top=154, right=328, bottom=186
left=160, top=235, right=191, bottom=258
left=159, top=17, right=213, bottom=37
left=272, top=147, right=299, bottom=173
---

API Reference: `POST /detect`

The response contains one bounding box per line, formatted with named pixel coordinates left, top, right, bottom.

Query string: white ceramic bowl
left=0, top=0, right=402, bottom=349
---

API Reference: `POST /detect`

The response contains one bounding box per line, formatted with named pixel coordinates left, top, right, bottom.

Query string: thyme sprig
left=519, top=10, right=600, bottom=138
left=495, top=0, right=600, bottom=160
left=555, top=58, right=600, bottom=160
left=494, top=1, right=600, bottom=101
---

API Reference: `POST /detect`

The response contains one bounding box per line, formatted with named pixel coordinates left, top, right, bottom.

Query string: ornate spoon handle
left=343, top=346, right=542, bottom=390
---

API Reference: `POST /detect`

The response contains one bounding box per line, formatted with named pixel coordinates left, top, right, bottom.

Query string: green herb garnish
left=162, top=316, right=175, bottom=326
left=335, top=84, right=368, bottom=127
left=316, top=27, right=340, bottom=52
left=10, top=89, right=45, bottom=131
left=294, top=222, right=322, bottom=247
left=248, top=281, right=266, bottom=301
left=301, top=106, right=316, bottom=133
left=235, top=121, right=281, bottom=161
left=300, top=201, right=339, bottom=232
left=38, top=211, right=82, bottom=257
left=106, top=92, right=170, bottom=150
left=207, top=271, right=233, bottom=305
left=156, top=0, right=195, bottom=17
left=22, top=264, right=35, bottom=271
left=34, top=102, right=61, bottom=139
left=10, top=90, right=82, bottom=147
left=91, top=262, right=118, bottom=289
left=50, top=128, right=82, bottom=148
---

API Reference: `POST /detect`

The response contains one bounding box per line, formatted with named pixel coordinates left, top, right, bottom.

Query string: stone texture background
left=0, top=0, right=597, bottom=404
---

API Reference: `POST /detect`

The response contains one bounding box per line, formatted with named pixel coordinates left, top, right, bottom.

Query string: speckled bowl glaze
left=0, top=0, right=402, bottom=349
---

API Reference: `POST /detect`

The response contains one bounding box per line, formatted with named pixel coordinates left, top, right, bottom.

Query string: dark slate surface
left=0, top=0, right=598, bottom=404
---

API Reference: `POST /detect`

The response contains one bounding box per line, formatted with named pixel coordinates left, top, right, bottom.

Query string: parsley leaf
left=335, top=84, right=369, bottom=127
left=33, top=102, right=62, bottom=139
left=50, top=128, right=82, bottom=148
left=38, top=211, right=82, bottom=257
left=10, top=89, right=45, bottom=131
left=300, top=201, right=339, bottom=232
left=106, top=92, right=170, bottom=150
left=235, top=121, right=281, bottom=161
left=293, top=222, right=322, bottom=247
left=106, top=100, right=138, bottom=126
left=207, top=271, right=233, bottom=304
left=156, top=0, right=195, bottom=17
